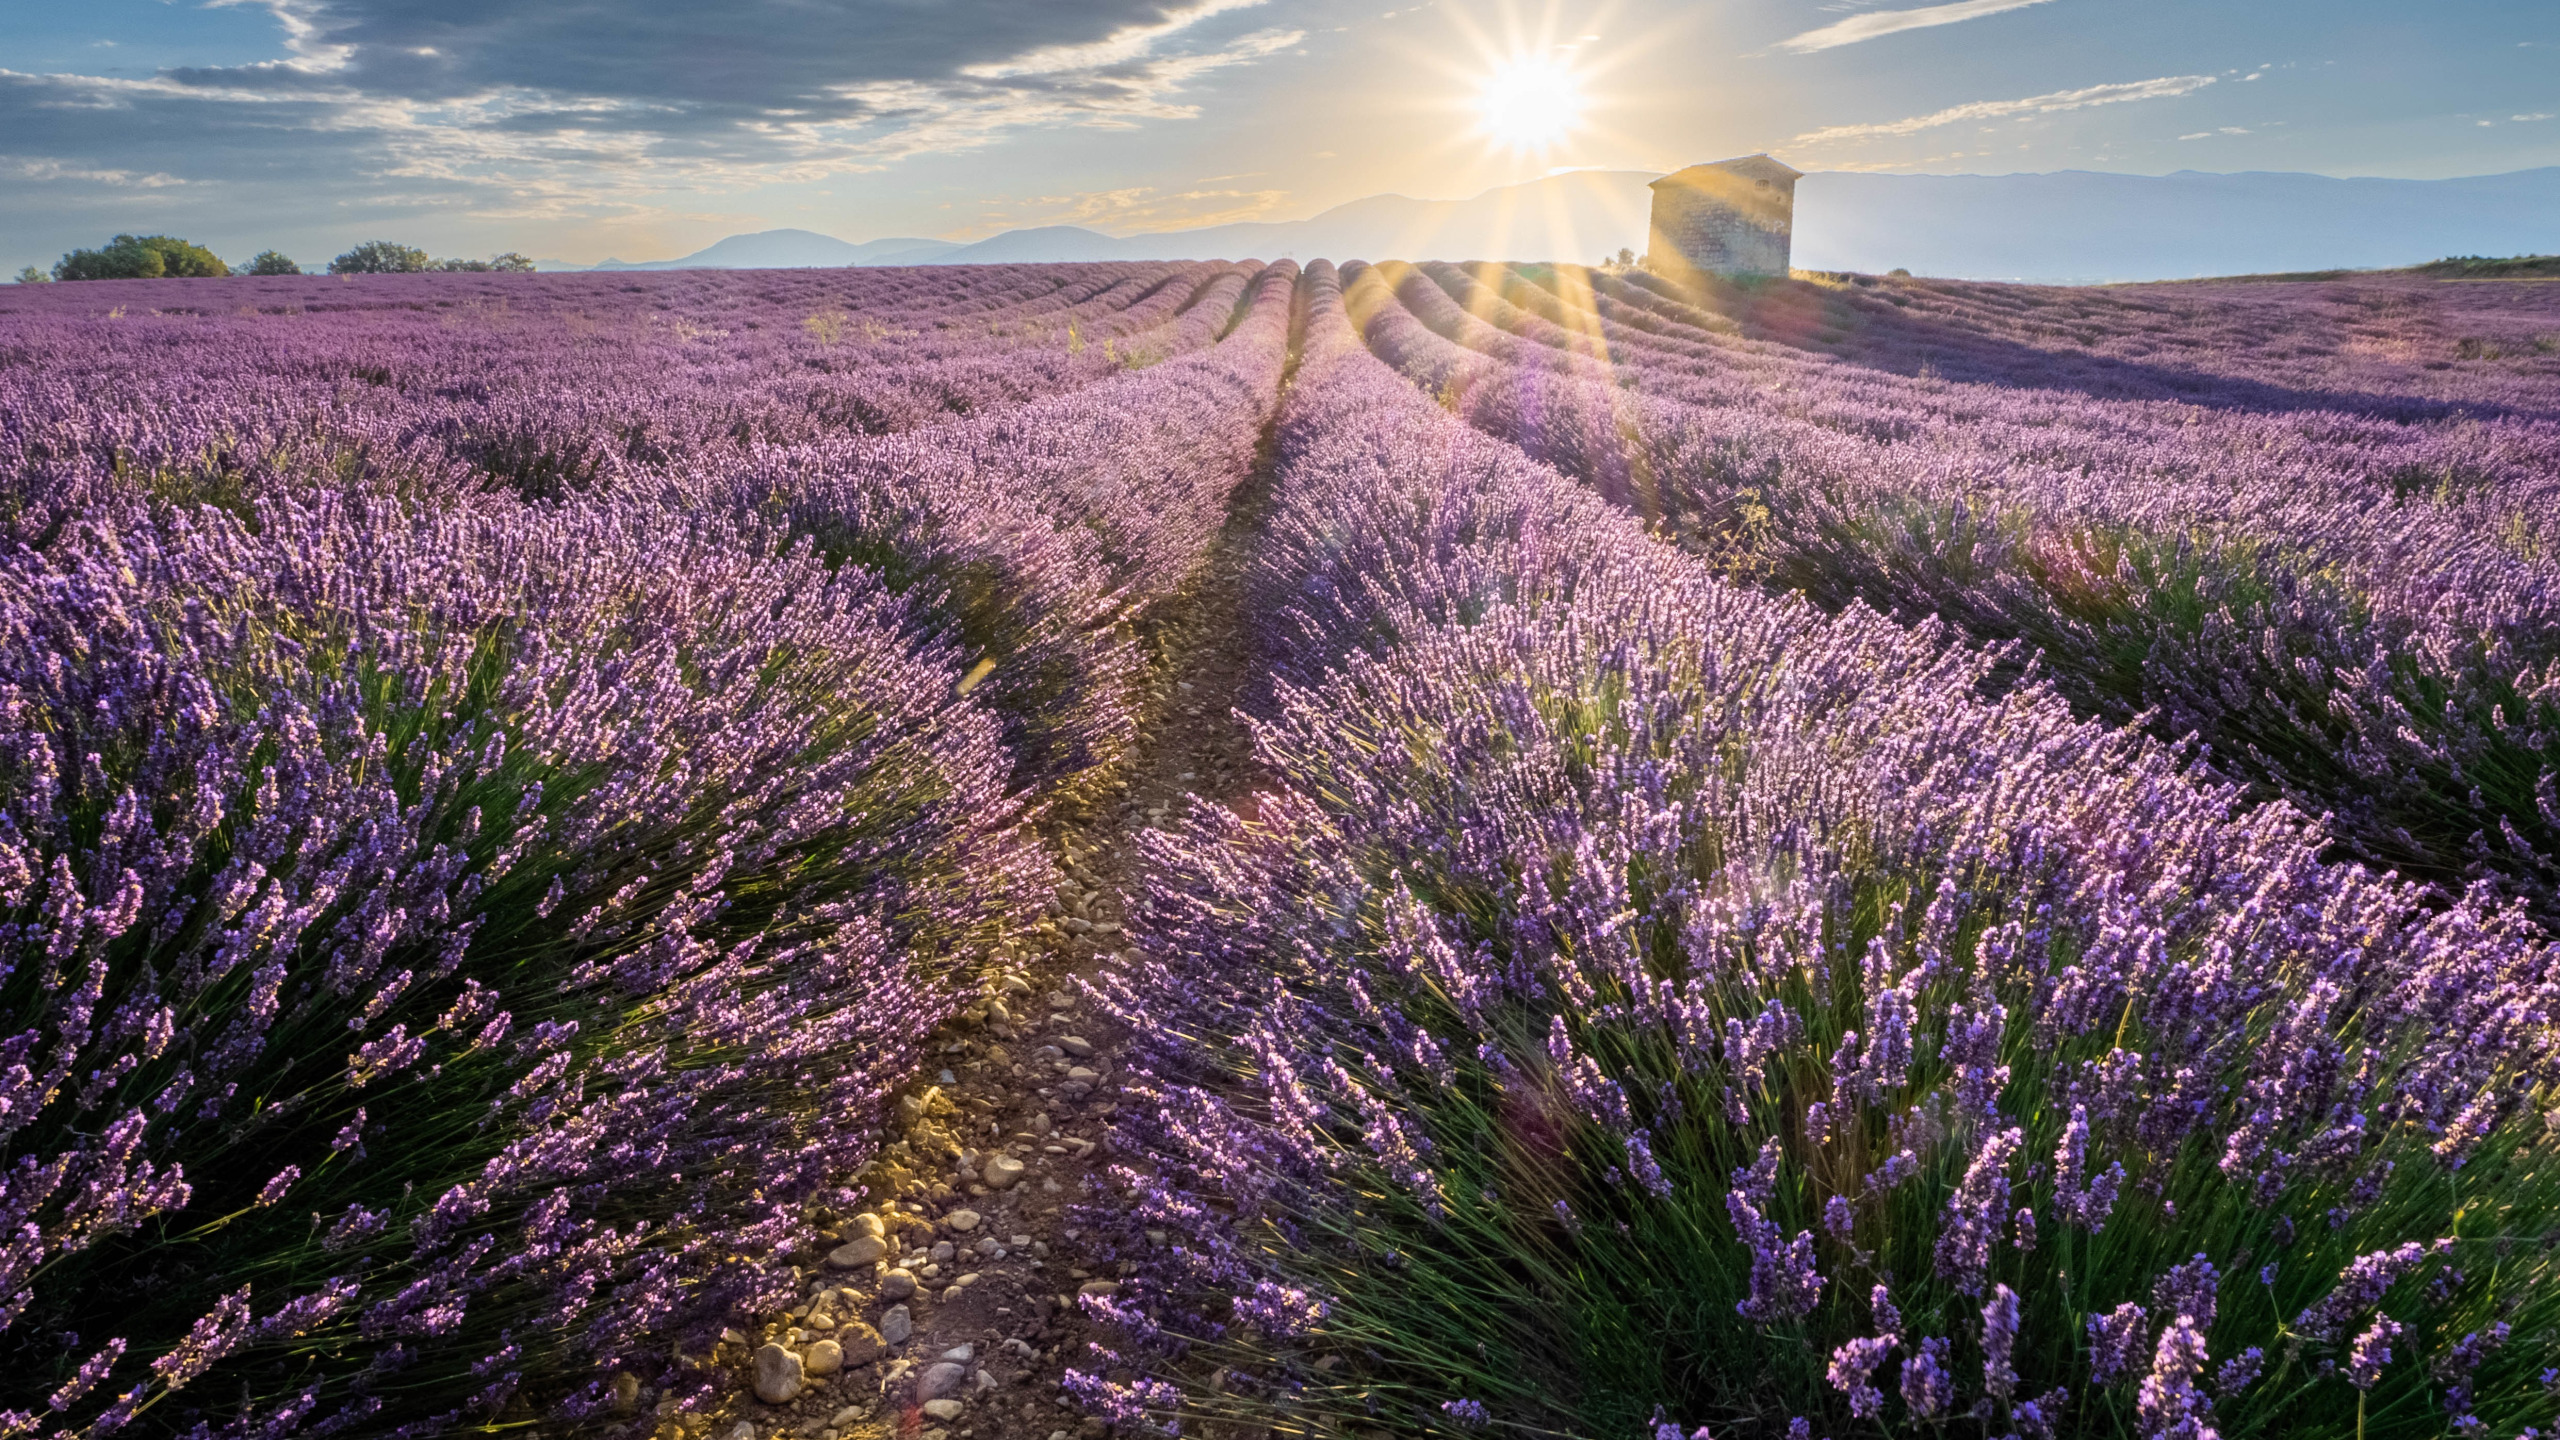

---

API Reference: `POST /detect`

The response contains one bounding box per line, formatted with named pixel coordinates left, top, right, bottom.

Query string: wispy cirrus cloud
left=1775, top=0, right=2058, bottom=54
left=1792, top=73, right=2217, bottom=144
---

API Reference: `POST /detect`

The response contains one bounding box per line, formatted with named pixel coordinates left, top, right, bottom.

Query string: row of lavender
left=1427, top=262, right=2560, bottom=530
left=0, top=260, right=1254, bottom=542
left=1772, top=266, right=2560, bottom=414
left=1344, top=259, right=2560, bottom=928
left=1078, top=263, right=2560, bottom=1439
left=0, top=262, right=1295, bottom=1438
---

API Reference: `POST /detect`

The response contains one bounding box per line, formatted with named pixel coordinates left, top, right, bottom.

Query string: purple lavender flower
left=2137, top=1314, right=2216, bottom=1440
left=2052, top=1105, right=2125, bottom=1232
left=49, top=1339, right=126, bottom=1413
left=1727, top=1140, right=1821, bottom=1322
left=1900, top=1336, right=1953, bottom=1418
left=2214, top=1347, right=2264, bottom=1397
left=1232, top=1282, right=1329, bottom=1338
left=1624, top=1130, right=1674, bottom=1200
left=2437, top=1324, right=2510, bottom=1425
left=1935, top=1127, right=2023, bottom=1296
left=1821, top=1194, right=1855, bottom=1240
left=1063, top=1361, right=1184, bottom=1430
left=2089, top=1302, right=2150, bottom=1386
left=1870, top=1285, right=1903, bottom=1340
left=2012, top=1392, right=2062, bottom=1440
left=2297, top=1243, right=2430, bottom=1342
left=2154, top=1255, right=2221, bottom=1330
left=1827, top=1336, right=1894, bottom=1420
left=2348, top=1315, right=2408, bottom=1390
left=1982, top=1284, right=2021, bottom=1402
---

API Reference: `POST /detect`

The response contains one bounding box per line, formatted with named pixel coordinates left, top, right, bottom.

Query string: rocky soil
left=649, top=439, right=1277, bottom=1440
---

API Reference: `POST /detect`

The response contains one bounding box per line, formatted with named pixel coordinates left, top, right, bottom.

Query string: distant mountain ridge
left=545, top=167, right=2560, bottom=284
left=565, top=229, right=961, bottom=271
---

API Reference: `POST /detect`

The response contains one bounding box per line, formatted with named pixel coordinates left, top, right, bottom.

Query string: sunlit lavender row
left=1341, top=257, right=2560, bottom=925
left=0, top=261, right=1254, bottom=540
left=0, top=261, right=1291, bottom=1437
left=1080, top=263, right=2560, bottom=1439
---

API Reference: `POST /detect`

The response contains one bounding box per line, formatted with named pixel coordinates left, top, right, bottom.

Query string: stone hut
left=1647, top=154, right=1801, bottom=279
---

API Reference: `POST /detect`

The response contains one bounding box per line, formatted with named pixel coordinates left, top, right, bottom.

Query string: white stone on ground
left=752, top=1343, right=805, bottom=1404
left=828, top=1236, right=886, bottom=1268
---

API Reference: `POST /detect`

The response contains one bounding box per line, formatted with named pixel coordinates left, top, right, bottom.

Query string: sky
left=1, top=0, right=2554, bottom=269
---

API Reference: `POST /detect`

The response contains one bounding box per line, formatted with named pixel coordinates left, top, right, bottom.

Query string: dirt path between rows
left=669, top=409, right=1282, bottom=1440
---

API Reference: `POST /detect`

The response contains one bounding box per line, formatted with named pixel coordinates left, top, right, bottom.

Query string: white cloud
left=0, top=3, right=1306, bottom=226
left=1775, top=0, right=2057, bottom=54
left=831, top=27, right=1303, bottom=168
left=2516, top=112, right=2555, bottom=122
left=961, top=0, right=1268, bottom=78
left=10, top=157, right=187, bottom=187
left=1792, top=74, right=2216, bottom=144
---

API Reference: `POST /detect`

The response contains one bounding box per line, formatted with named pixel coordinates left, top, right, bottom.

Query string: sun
left=1475, top=54, right=1585, bottom=151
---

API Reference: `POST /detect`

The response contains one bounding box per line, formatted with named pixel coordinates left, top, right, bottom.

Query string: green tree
left=12, top=265, right=47, bottom=284
left=53, top=234, right=230, bottom=280
left=243, top=249, right=302, bottom=275
left=328, top=240, right=430, bottom=274
left=428, top=252, right=537, bottom=273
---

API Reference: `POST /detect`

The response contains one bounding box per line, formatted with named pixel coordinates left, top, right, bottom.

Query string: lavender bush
left=1078, top=266, right=2560, bottom=1440
left=0, top=488, right=1054, bottom=1436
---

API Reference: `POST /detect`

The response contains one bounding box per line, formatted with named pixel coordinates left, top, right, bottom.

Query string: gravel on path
left=660, top=424, right=1282, bottom=1440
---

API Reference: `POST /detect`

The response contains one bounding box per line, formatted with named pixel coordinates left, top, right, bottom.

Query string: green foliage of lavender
left=1077, top=265, right=2560, bottom=1440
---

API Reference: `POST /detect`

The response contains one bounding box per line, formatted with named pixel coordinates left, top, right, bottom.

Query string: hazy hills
left=547, top=166, right=2560, bottom=283
left=576, top=230, right=960, bottom=270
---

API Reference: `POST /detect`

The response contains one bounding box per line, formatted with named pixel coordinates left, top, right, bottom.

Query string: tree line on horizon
left=12, top=234, right=535, bottom=283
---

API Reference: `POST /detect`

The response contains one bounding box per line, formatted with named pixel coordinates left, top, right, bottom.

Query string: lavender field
left=4, top=257, right=2559, bottom=1440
